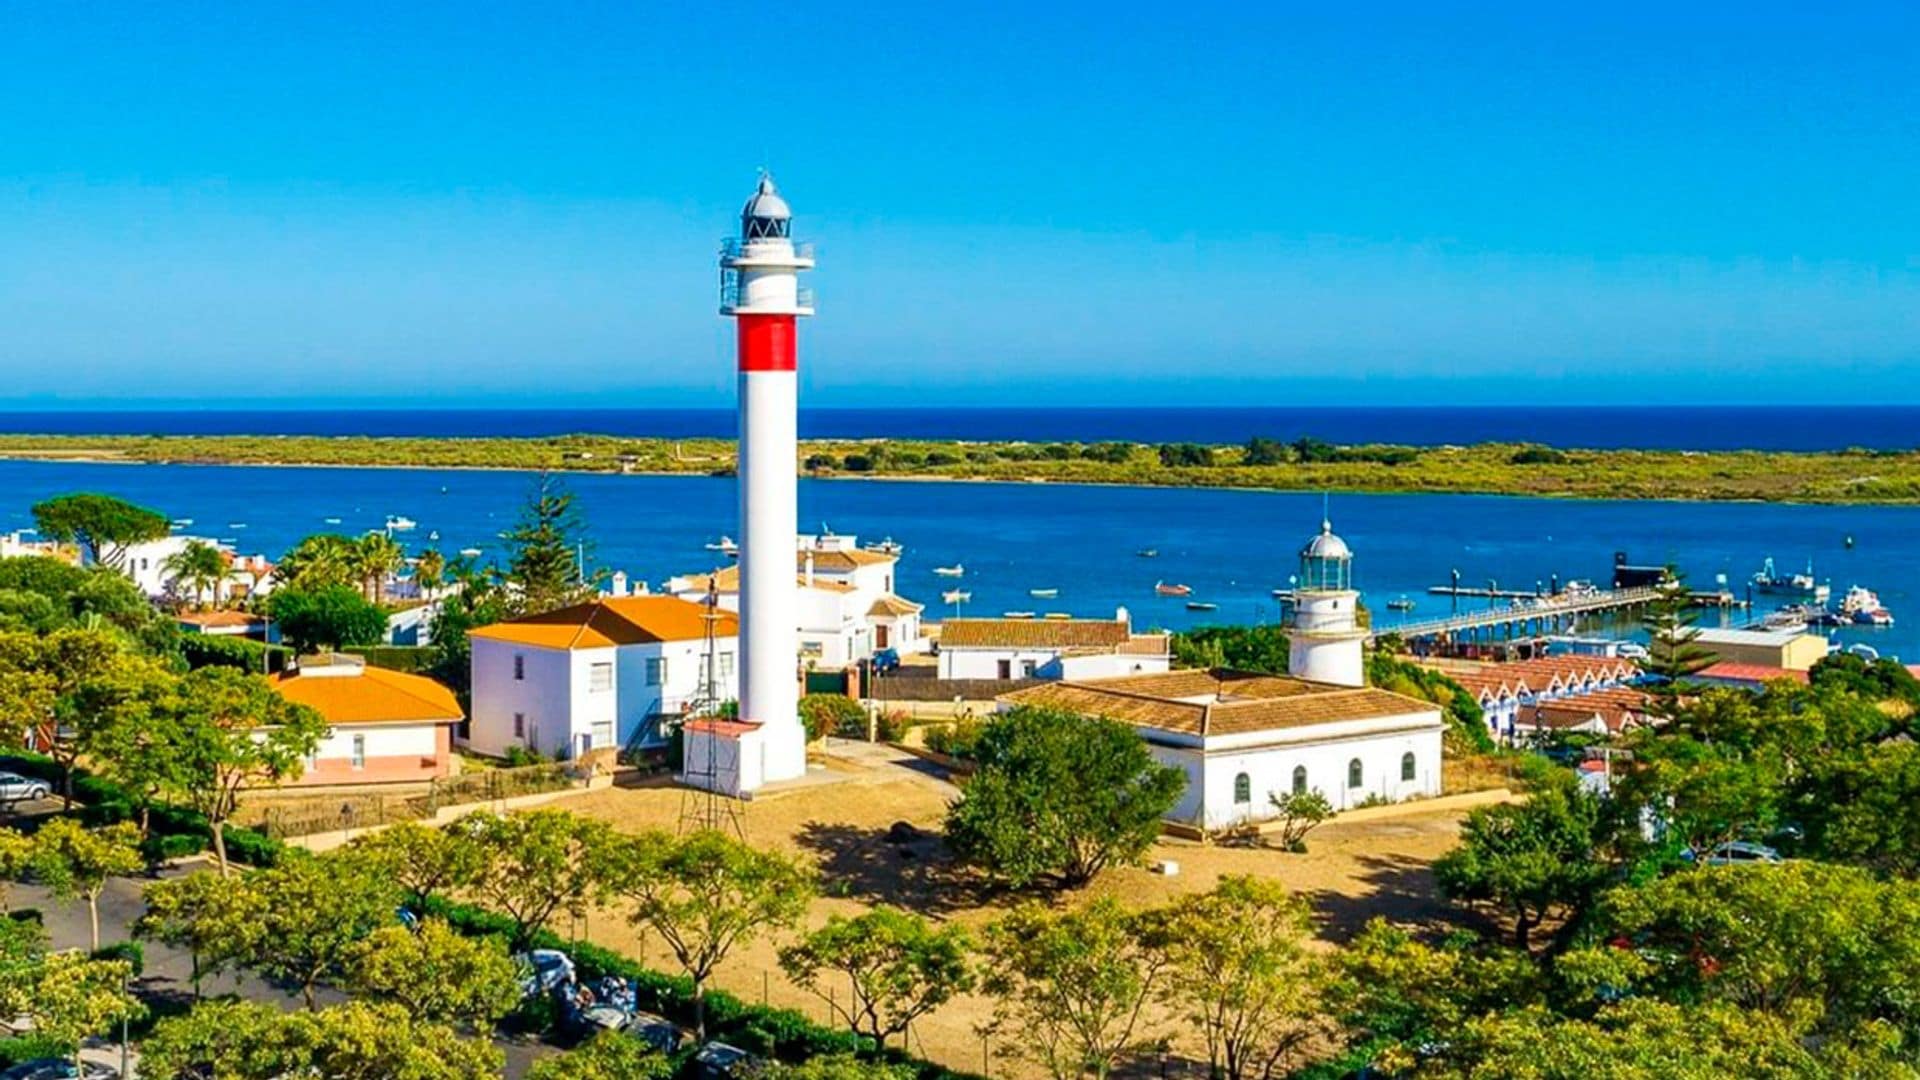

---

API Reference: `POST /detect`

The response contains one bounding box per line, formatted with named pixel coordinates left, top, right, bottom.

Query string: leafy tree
left=1325, top=920, right=1543, bottom=1066
left=166, top=666, right=328, bottom=872
left=1802, top=737, right=1920, bottom=876
left=1432, top=778, right=1610, bottom=949
left=30, top=819, right=143, bottom=950
left=598, top=827, right=815, bottom=1037
left=1367, top=653, right=1493, bottom=753
left=348, top=819, right=490, bottom=910
left=140, top=999, right=502, bottom=1079
left=31, top=818, right=143, bottom=945
left=275, top=533, right=358, bottom=592
left=412, top=546, right=446, bottom=597
left=343, top=918, right=521, bottom=1027
left=1640, top=568, right=1714, bottom=693
left=1242, top=437, right=1290, bottom=466
left=8, top=626, right=145, bottom=807
left=504, top=472, right=599, bottom=614
left=455, top=809, right=613, bottom=949
left=780, top=906, right=975, bottom=1053
left=268, top=583, right=388, bottom=653
left=161, top=538, right=230, bottom=608
left=770, top=1058, right=919, bottom=1080
left=1157, top=443, right=1214, bottom=467
left=799, top=692, right=867, bottom=742
left=135, top=870, right=265, bottom=998
left=1619, top=732, right=1781, bottom=855
left=1157, top=877, right=1323, bottom=1080
left=0, top=631, right=57, bottom=752
left=0, top=828, right=29, bottom=914
left=249, top=851, right=404, bottom=1008
left=1171, top=625, right=1289, bottom=673
left=0, top=555, right=159, bottom=636
left=524, top=1030, right=675, bottom=1080
left=982, top=897, right=1170, bottom=1080
left=1808, top=651, right=1920, bottom=707
left=350, top=531, right=408, bottom=605
left=1265, top=789, right=1333, bottom=852
left=31, top=492, right=169, bottom=568
left=945, top=707, right=1185, bottom=889
left=77, top=661, right=188, bottom=835
left=16, top=950, right=144, bottom=1075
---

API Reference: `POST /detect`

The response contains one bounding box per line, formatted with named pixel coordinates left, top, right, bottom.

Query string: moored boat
left=933, top=564, right=965, bottom=577
left=1752, top=557, right=1830, bottom=605
left=1029, top=588, right=1058, bottom=598
left=1154, top=581, right=1191, bottom=597
left=704, top=536, right=737, bottom=553
left=385, top=515, right=418, bottom=532
left=1841, top=585, right=1894, bottom=626
left=1186, top=601, right=1218, bottom=611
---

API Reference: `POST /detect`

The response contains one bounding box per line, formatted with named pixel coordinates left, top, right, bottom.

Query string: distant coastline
left=4, top=433, right=1920, bottom=505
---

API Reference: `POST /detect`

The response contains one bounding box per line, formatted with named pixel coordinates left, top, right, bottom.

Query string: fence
left=249, top=761, right=586, bottom=840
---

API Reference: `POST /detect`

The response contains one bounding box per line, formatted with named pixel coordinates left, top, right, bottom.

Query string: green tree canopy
left=29, top=819, right=142, bottom=951
left=247, top=851, right=405, bottom=1009
left=31, top=492, right=169, bottom=568
left=343, top=917, right=521, bottom=1027
left=504, top=472, right=599, bottom=614
left=135, top=870, right=266, bottom=998
left=944, top=706, right=1185, bottom=889
left=453, top=809, right=614, bottom=949
left=139, top=999, right=502, bottom=1080
left=268, top=583, right=388, bottom=653
left=1432, top=777, right=1612, bottom=949
left=779, top=905, right=975, bottom=1053
left=165, top=666, right=329, bottom=872
left=523, top=1030, right=674, bottom=1080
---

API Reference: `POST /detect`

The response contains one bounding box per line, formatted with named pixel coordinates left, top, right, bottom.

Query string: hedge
left=0, top=752, right=284, bottom=868
left=341, top=645, right=434, bottom=673
left=179, top=633, right=291, bottom=674
left=421, top=897, right=985, bottom=1080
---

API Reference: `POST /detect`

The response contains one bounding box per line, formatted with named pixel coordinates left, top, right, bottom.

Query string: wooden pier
left=1372, top=585, right=1664, bottom=645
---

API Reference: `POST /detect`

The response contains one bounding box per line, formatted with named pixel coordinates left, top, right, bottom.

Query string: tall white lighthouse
left=719, top=175, right=813, bottom=784
left=1286, top=517, right=1368, bottom=687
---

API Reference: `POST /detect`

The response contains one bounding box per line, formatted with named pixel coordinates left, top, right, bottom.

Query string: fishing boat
left=1386, top=595, right=1416, bottom=612
left=1029, top=588, right=1059, bottom=598
left=1136, top=549, right=1159, bottom=558
left=704, top=536, right=737, bottom=553
left=1186, top=601, right=1218, bottom=612
left=1154, top=581, right=1192, bottom=597
left=1751, top=557, right=1830, bottom=605
left=933, top=564, right=966, bottom=577
left=385, top=515, right=418, bottom=532
left=1841, top=585, right=1895, bottom=626
left=941, top=589, right=971, bottom=604
left=863, top=537, right=904, bottom=555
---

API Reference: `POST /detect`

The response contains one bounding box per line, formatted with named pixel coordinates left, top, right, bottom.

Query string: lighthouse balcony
left=720, top=279, right=815, bottom=316
left=720, top=237, right=816, bottom=269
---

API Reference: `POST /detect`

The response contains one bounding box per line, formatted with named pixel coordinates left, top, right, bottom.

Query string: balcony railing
left=720, top=237, right=815, bottom=262
left=720, top=277, right=815, bottom=311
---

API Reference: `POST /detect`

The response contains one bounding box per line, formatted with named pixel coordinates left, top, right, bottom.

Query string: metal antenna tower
left=677, top=574, right=746, bottom=839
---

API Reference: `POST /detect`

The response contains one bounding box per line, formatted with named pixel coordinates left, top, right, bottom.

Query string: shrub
left=804, top=453, right=839, bottom=471
left=841, top=454, right=874, bottom=472
left=923, top=716, right=985, bottom=761
left=800, top=694, right=867, bottom=742
left=179, top=633, right=290, bottom=673
left=1510, top=446, right=1570, bottom=465
left=503, top=745, right=549, bottom=767
left=923, top=452, right=960, bottom=467
left=1157, top=443, right=1214, bottom=467
left=92, top=941, right=144, bottom=976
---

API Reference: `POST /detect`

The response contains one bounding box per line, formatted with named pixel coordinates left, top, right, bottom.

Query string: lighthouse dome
left=1301, top=520, right=1351, bottom=561
left=740, top=175, right=792, bottom=239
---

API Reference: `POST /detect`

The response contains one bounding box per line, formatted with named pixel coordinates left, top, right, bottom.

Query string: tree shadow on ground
left=793, top=820, right=995, bottom=916
left=1299, top=852, right=1501, bottom=944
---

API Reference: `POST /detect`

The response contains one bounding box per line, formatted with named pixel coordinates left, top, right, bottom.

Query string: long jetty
left=1372, top=585, right=1664, bottom=644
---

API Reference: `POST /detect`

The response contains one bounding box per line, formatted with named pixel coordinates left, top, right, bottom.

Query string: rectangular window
left=646, top=657, right=665, bottom=686
left=718, top=651, right=735, bottom=679
left=513, top=712, right=525, bottom=739
left=350, top=733, right=366, bottom=769
left=588, top=662, right=613, bottom=692
left=513, top=654, right=525, bottom=681
left=591, top=719, right=615, bottom=748
left=1020, top=660, right=1038, bottom=677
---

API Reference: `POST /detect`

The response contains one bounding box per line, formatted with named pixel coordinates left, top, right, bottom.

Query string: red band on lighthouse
left=737, top=315, right=797, bottom=372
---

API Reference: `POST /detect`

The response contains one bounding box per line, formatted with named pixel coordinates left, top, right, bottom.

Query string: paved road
left=15, top=867, right=553, bottom=1077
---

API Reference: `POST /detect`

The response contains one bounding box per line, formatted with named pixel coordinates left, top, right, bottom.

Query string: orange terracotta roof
left=868, top=594, right=924, bottom=617
left=1694, top=662, right=1810, bottom=685
left=677, top=563, right=860, bottom=595
left=684, top=718, right=762, bottom=738
left=177, top=610, right=270, bottom=629
left=471, top=596, right=739, bottom=650
left=1001, top=668, right=1438, bottom=738
left=270, top=665, right=463, bottom=726
left=804, top=547, right=895, bottom=571
left=940, top=618, right=1132, bottom=650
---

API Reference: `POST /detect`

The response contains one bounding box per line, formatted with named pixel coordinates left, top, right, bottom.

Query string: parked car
left=0, top=1060, right=119, bottom=1080
left=869, top=648, right=901, bottom=675
left=514, top=948, right=576, bottom=999
left=621, top=1010, right=683, bottom=1054
left=0, top=771, right=52, bottom=808
left=692, top=1042, right=767, bottom=1080
left=1698, top=840, right=1782, bottom=866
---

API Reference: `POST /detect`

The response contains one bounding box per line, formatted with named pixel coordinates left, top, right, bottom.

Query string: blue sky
left=1, top=2, right=1916, bottom=407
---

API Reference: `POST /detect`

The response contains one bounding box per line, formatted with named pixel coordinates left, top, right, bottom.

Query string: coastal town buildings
left=1001, top=668, right=1445, bottom=829
left=102, top=534, right=277, bottom=605
left=176, top=609, right=278, bottom=643
left=1441, top=655, right=1643, bottom=742
left=267, top=653, right=463, bottom=786
left=467, top=595, right=739, bottom=761
left=1691, top=626, right=1830, bottom=672
left=666, top=532, right=924, bottom=670
left=0, top=529, right=72, bottom=562
left=935, top=610, right=1169, bottom=680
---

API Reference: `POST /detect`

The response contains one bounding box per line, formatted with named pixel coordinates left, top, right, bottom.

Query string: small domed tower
left=1287, top=517, right=1367, bottom=687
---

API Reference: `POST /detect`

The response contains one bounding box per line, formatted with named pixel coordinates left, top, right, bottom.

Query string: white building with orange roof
left=936, top=608, right=1171, bottom=681
left=268, top=654, right=462, bottom=786
left=666, top=532, right=925, bottom=669
left=107, top=534, right=277, bottom=604
left=467, top=596, right=740, bottom=761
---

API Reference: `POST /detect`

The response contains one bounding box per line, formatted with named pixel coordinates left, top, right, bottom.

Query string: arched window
left=1401, top=752, right=1417, bottom=781
left=1291, top=765, right=1308, bottom=796
left=1347, top=758, right=1363, bottom=789
left=1233, top=772, right=1251, bottom=805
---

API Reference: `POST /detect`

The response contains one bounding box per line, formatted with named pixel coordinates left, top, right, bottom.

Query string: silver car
left=0, top=771, right=51, bottom=808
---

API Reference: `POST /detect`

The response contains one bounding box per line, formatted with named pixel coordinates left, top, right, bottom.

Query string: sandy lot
left=560, top=745, right=1474, bottom=1077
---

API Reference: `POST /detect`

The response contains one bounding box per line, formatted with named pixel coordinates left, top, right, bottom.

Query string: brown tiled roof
left=1000, top=668, right=1438, bottom=737
left=177, top=610, right=270, bottom=629
left=1694, top=662, right=1810, bottom=685
left=677, top=565, right=856, bottom=594
left=470, top=596, right=738, bottom=650
left=270, top=666, right=463, bottom=726
left=868, top=594, right=924, bottom=617
left=805, top=547, right=895, bottom=571
left=940, top=618, right=1131, bottom=650
left=1118, top=634, right=1171, bottom=656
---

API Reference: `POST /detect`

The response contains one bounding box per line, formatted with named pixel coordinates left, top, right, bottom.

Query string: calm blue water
left=6, top=459, right=1918, bottom=660
left=0, top=405, right=1916, bottom=451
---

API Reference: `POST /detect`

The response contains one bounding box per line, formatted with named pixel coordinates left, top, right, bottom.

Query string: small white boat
left=1186, top=601, right=1219, bottom=612
left=323, top=517, right=342, bottom=525
left=941, top=589, right=971, bottom=604
left=170, top=518, right=194, bottom=527
left=227, top=522, right=247, bottom=530
left=1386, top=595, right=1416, bottom=612
left=427, top=530, right=440, bottom=541
left=458, top=547, right=483, bottom=558
left=1003, top=611, right=1036, bottom=618
left=1043, top=612, right=1072, bottom=619
left=1136, top=549, right=1158, bottom=558
left=1155, top=581, right=1192, bottom=597
left=863, top=537, right=904, bottom=555
left=705, top=536, right=738, bottom=553
left=1029, top=588, right=1058, bottom=598
left=1842, top=585, right=1895, bottom=627
left=933, top=564, right=966, bottom=577
left=385, top=515, right=418, bottom=532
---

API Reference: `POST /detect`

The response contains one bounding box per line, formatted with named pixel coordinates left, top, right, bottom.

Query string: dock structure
left=1373, top=585, right=1665, bottom=646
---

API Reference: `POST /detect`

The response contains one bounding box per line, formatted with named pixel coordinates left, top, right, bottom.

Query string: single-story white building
left=268, top=654, right=463, bottom=786
left=467, top=596, right=740, bottom=761
left=1001, top=668, right=1445, bottom=831
left=937, top=609, right=1170, bottom=681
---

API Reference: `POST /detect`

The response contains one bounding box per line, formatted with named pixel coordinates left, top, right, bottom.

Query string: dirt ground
left=559, top=746, right=1475, bottom=1078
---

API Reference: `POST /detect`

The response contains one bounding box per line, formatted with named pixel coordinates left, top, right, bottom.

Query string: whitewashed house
left=468, top=596, right=740, bottom=760
left=1001, top=668, right=1445, bottom=830
left=667, top=533, right=925, bottom=670
left=267, top=653, right=463, bottom=786
left=104, top=535, right=277, bottom=604
left=936, top=609, right=1171, bottom=680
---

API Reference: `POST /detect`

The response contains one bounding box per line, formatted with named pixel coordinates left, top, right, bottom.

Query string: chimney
left=804, top=551, right=815, bottom=587
left=610, top=570, right=630, bottom=598
left=1115, top=605, right=1130, bottom=629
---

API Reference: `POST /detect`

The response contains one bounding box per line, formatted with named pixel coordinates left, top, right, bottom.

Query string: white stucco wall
left=1151, top=716, right=1445, bottom=830
left=471, top=635, right=741, bottom=759
left=310, top=723, right=440, bottom=762
left=941, top=647, right=1168, bottom=681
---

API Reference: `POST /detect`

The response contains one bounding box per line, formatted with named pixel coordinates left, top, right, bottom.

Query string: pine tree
left=1640, top=568, right=1714, bottom=716
left=504, top=473, right=599, bottom=615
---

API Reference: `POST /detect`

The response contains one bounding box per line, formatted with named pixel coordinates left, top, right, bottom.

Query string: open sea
left=5, top=452, right=1918, bottom=662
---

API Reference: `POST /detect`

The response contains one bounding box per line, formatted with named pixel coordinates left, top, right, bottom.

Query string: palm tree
left=412, top=547, right=446, bottom=599
left=276, top=534, right=356, bottom=591
left=162, top=539, right=229, bottom=609
left=353, top=532, right=408, bottom=605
